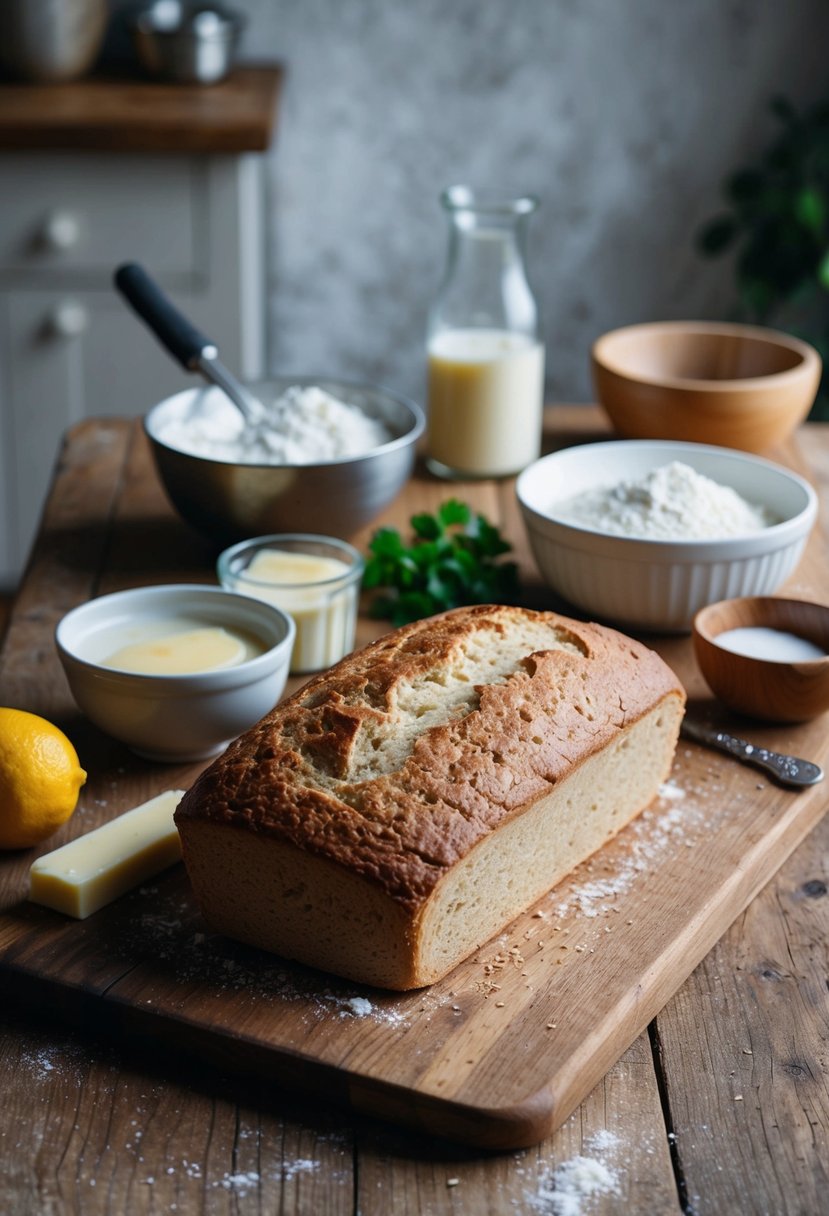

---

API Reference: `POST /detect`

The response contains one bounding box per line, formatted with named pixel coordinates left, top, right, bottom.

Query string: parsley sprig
left=363, top=499, right=520, bottom=626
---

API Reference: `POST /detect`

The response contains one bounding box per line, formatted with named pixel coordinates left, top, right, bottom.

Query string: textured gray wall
left=238, top=0, right=829, bottom=407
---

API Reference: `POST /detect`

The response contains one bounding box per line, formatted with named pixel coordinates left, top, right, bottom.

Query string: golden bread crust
left=176, top=605, right=684, bottom=914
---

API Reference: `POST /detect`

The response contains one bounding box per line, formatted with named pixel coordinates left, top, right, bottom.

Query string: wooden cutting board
left=1, top=411, right=827, bottom=1150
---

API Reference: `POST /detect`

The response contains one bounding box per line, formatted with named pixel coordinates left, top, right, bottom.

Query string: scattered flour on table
left=343, top=996, right=374, bottom=1017
left=154, top=383, right=392, bottom=464
left=553, top=460, right=775, bottom=539
left=532, top=1156, right=620, bottom=1215
left=525, top=1130, right=622, bottom=1215
left=124, top=887, right=449, bottom=1029
left=138, top=1159, right=323, bottom=1195
left=19, top=1039, right=92, bottom=1084
left=549, top=779, right=707, bottom=921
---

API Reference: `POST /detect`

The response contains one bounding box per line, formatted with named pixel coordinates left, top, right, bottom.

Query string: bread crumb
left=446, top=1177, right=460, bottom=1187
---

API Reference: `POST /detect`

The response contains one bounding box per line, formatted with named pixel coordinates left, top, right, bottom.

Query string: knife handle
left=680, top=719, right=823, bottom=788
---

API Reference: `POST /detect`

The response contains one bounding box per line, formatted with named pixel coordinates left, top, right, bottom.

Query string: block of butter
left=29, top=790, right=185, bottom=919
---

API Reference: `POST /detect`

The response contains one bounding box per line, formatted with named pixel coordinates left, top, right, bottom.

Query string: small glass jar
left=217, top=534, right=364, bottom=675
left=426, top=186, right=545, bottom=479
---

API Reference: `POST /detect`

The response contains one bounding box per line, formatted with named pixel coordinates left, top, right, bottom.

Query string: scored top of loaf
left=175, top=605, right=685, bottom=913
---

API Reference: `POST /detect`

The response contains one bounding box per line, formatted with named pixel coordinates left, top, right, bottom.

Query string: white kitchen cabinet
left=0, top=66, right=281, bottom=584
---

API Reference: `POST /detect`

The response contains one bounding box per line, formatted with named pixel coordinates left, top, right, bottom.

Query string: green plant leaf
left=392, top=591, right=436, bottom=627
left=795, top=187, right=826, bottom=233
left=437, top=499, right=471, bottom=527
left=737, top=276, right=776, bottom=320
left=369, top=528, right=406, bottom=558
left=363, top=501, right=519, bottom=623
left=817, top=249, right=829, bottom=291
left=410, top=512, right=441, bottom=540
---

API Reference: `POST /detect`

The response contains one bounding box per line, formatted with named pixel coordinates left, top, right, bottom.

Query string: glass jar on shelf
left=426, top=185, right=545, bottom=479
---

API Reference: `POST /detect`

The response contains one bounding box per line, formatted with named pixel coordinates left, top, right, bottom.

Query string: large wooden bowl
left=693, top=596, right=829, bottom=722
left=592, top=322, right=821, bottom=453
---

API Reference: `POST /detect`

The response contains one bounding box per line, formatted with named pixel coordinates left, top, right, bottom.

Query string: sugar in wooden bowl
left=693, top=596, right=829, bottom=723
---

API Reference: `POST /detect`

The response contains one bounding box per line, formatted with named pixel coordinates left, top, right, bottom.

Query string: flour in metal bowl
left=155, top=383, right=392, bottom=464
left=553, top=460, right=776, bottom=540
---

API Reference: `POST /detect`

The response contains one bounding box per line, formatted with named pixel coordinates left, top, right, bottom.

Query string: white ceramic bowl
left=516, top=440, right=818, bottom=632
left=56, top=584, right=295, bottom=762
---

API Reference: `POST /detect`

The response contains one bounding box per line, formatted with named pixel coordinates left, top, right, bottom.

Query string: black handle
left=113, top=262, right=215, bottom=370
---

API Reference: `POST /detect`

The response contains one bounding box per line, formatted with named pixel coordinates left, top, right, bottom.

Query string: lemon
left=0, top=708, right=87, bottom=850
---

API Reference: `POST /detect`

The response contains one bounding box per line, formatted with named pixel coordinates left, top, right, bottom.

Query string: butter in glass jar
left=217, top=534, right=364, bottom=675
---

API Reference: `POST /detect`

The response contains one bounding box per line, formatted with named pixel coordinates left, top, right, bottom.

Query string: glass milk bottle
left=426, top=186, right=545, bottom=479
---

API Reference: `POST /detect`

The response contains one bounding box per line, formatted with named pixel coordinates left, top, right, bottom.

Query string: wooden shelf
left=0, top=63, right=282, bottom=153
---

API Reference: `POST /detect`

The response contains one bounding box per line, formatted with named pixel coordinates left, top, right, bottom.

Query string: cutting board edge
left=2, top=788, right=827, bottom=1150
left=544, top=784, right=829, bottom=1131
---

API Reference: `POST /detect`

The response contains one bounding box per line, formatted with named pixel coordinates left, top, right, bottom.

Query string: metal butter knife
left=680, top=718, right=824, bottom=789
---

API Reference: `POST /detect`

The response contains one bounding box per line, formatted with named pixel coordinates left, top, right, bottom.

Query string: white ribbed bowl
left=516, top=440, right=817, bottom=632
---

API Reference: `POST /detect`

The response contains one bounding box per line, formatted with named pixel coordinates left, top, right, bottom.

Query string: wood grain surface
left=0, top=65, right=282, bottom=153
left=0, top=407, right=827, bottom=1210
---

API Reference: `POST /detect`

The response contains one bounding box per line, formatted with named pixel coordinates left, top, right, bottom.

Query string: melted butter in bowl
left=56, top=584, right=295, bottom=762
left=102, top=622, right=263, bottom=675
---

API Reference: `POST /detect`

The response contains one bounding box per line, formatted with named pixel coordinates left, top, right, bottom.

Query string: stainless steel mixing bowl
left=144, top=376, right=425, bottom=544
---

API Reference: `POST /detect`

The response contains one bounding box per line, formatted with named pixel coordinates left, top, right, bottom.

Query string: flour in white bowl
left=155, top=384, right=392, bottom=464
left=553, top=460, right=775, bottom=540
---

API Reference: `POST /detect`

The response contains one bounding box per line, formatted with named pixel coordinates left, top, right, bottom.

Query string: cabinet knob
left=48, top=301, right=89, bottom=339
left=41, top=211, right=81, bottom=252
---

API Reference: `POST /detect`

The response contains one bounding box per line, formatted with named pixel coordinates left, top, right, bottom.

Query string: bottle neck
left=434, top=209, right=539, bottom=338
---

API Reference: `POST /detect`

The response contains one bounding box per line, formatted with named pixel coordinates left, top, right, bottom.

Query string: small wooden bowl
left=693, top=596, right=829, bottom=722
left=592, top=321, right=821, bottom=453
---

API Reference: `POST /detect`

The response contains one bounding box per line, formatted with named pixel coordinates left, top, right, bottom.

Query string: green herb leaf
left=369, top=528, right=406, bottom=558
left=437, top=499, right=471, bottom=527
left=796, top=187, right=827, bottom=234
left=817, top=249, right=829, bottom=291
left=363, top=501, right=520, bottom=623
left=410, top=512, right=442, bottom=540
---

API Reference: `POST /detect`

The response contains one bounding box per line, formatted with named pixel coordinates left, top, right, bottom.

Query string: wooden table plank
left=354, top=1032, right=681, bottom=1214
left=655, top=811, right=829, bottom=1216
left=0, top=1001, right=678, bottom=1214
left=6, top=418, right=827, bottom=1148
left=1, top=406, right=827, bottom=1209
left=652, top=424, right=829, bottom=1216
left=0, top=1008, right=355, bottom=1215
left=0, top=420, right=131, bottom=715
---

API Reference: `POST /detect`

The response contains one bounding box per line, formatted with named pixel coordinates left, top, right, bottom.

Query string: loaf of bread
left=175, top=605, right=685, bottom=990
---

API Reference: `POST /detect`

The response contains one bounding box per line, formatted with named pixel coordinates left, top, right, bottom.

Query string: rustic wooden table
left=1, top=407, right=827, bottom=1215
